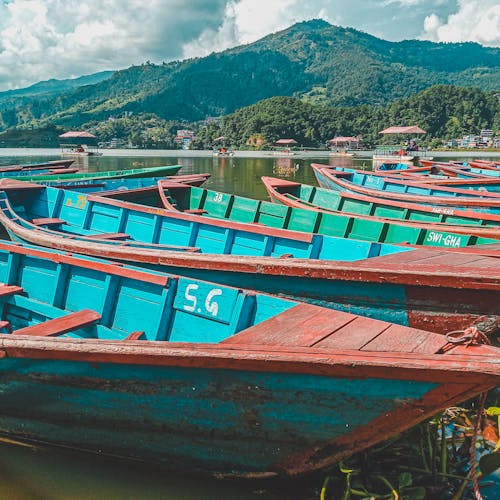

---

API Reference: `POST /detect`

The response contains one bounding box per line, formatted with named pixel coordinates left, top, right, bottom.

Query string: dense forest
left=0, top=85, right=497, bottom=149
left=219, top=86, right=499, bottom=148
left=0, top=19, right=498, bottom=131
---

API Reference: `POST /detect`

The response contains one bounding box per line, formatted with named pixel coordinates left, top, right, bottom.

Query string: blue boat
left=42, top=173, right=211, bottom=205
left=0, top=241, right=498, bottom=478
left=0, top=182, right=498, bottom=334
left=311, top=164, right=500, bottom=214
left=0, top=159, right=78, bottom=178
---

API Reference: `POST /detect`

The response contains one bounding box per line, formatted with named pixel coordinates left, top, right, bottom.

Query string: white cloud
left=422, top=0, right=500, bottom=46
left=0, top=0, right=229, bottom=90
left=0, top=0, right=496, bottom=91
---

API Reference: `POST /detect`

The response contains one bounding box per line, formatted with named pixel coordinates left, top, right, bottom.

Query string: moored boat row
left=0, top=157, right=497, bottom=480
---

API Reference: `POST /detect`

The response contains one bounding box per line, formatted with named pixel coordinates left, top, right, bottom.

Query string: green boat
left=14, top=164, right=183, bottom=183
left=153, top=179, right=500, bottom=250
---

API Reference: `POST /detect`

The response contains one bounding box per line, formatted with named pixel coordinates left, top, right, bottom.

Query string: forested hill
left=220, top=86, right=499, bottom=147
left=0, top=19, right=498, bottom=130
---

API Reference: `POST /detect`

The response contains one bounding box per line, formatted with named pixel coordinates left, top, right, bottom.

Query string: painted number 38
left=183, top=284, right=222, bottom=317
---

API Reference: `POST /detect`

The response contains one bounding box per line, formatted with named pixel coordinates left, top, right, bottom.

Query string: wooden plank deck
left=221, top=304, right=448, bottom=354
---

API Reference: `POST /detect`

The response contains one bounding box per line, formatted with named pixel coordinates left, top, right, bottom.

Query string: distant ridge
left=0, top=19, right=498, bottom=130
left=0, top=71, right=115, bottom=100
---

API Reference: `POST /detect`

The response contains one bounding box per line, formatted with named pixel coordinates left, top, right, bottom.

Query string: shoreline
left=0, top=147, right=499, bottom=159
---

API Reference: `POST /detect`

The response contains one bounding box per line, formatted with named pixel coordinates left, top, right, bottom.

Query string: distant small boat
left=212, top=148, right=234, bottom=157
left=0, top=183, right=499, bottom=333
left=0, top=241, right=498, bottom=478
left=13, top=164, right=183, bottom=183
left=273, top=149, right=296, bottom=156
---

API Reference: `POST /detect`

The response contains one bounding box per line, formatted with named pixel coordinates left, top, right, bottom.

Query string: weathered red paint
left=262, top=175, right=500, bottom=239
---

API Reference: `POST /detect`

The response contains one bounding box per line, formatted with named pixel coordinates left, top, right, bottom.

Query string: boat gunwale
left=311, top=164, right=500, bottom=208
left=0, top=334, right=498, bottom=384
left=307, top=168, right=500, bottom=223
left=261, top=176, right=500, bottom=239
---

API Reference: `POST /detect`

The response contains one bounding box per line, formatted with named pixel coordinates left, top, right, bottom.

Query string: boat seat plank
left=267, top=178, right=301, bottom=188
left=361, top=324, right=446, bottom=354
left=314, top=316, right=390, bottom=350
left=183, top=209, right=207, bottom=215
left=0, top=321, right=11, bottom=332
left=12, top=309, right=101, bottom=337
left=221, top=304, right=355, bottom=347
left=125, top=331, right=145, bottom=341
left=0, top=285, right=24, bottom=297
left=86, top=232, right=131, bottom=240
left=331, top=171, right=354, bottom=178
left=96, top=186, right=159, bottom=198
left=30, top=217, right=66, bottom=227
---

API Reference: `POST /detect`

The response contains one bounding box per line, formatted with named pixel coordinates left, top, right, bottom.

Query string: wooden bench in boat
left=96, top=186, right=159, bottom=198
left=30, top=217, right=66, bottom=227
left=0, top=285, right=24, bottom=297
left=12, top=309, right=101, bottom=337
left=125, top=331, right=145, bottom=341
left=183, top=208, right=207, bottom=215
left=0, top=285, right=24, bottom=332
left=86, top=232, right=131, bottom=240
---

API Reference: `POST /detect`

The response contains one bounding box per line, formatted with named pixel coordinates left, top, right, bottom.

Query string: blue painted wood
left=1, top=186, right=498, bottom=330
left=0, top=243, right=296, bottom=341
left=0, top=186, right=410, bottom=262
left=319, top=166, right=500, bottom=211
left=0, top=242, right=496, bottom=477
left=0, top=357, right=436, bottom=474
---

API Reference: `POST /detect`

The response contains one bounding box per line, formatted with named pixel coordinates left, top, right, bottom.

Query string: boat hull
left=0, top=337, right=494, bottom=478
left=0, top=242, right=497, bottom=478
left=0, top=186, right=498, bottom=334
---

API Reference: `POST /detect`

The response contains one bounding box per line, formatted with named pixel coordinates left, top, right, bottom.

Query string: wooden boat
left=213, top=148, right=234, bottom=157
left=325, top=164, right=500, bottom=193
left=469, top=159, right=500, bottom=170
left=0, top=159, right=74, bottom=171
left=44, top=173, right=211, bottom=205
left=0, top=182, right=499, bottom=334
left=0, top=159, right=78, bottom=178
left=14, top=164, right=183, bottom=183
left=261, top=176, right=500, bottom=238
left=155, top=180, right=499, bottom=250
left=311, top=164, right=500, bottom=213
left=421, top=159, right=500, bottom=177
left=0, top=242, right=498, bottom=478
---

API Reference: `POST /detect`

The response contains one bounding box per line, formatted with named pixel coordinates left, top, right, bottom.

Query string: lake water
left=0, top=149, right=498, bottom=499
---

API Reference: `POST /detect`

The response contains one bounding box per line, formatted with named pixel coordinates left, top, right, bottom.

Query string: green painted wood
left=19, top=165, right=183, bottom=183
left=182, top=186, right=499, bottom=249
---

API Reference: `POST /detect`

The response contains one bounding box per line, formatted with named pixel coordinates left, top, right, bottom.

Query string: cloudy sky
left=0, top=0, right=498, bottom=91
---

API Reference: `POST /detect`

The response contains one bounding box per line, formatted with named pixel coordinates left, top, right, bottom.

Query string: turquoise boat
left=42, top=173, right=211, bottom=205
left=311, top=164, right=500, bottom=217
left=0, top=182, right=498, bottom=334
left=0, top=241, right=498, bottom=478
left=151, top=179, right=499, bottom=248
left=311, top=164, right=500, bottom=212
left=14, top=164, right=183, bottom=183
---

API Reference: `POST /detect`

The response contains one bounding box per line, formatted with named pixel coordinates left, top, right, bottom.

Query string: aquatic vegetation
left=319, top=393, right=500, bottom=499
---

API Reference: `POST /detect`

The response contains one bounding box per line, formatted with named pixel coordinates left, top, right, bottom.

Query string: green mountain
left=0, top=19, right=498, bottom=130
left=0, top=71, right=114, bottom=117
